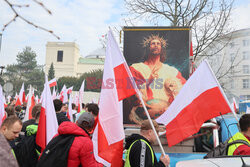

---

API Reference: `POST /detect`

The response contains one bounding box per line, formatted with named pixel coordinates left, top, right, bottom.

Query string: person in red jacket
left=58, top=112, right=102, bottom=167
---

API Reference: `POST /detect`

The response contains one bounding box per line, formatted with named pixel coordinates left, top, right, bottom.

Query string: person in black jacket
left=53, top=99, right=70, bottom=125
left=124, top=120, right=170, bottom=167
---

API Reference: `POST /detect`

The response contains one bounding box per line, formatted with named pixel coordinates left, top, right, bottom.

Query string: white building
left=200, top=28, right=250, bottom=102
left=45, top=42, right=104, bottom=78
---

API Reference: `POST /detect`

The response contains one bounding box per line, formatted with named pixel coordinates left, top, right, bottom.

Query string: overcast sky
left=0, top=0, right=250, bottom=66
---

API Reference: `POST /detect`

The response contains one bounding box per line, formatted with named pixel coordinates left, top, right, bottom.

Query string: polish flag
left=60, top=85, right=68, bottom=103
left=67, top=94, right=74, bottom=121
left=18, top=83, right=25, bottom=103
left=78, top=80, right=85, bottom=113
left=92, top=30, right=136, bottom=167
left=48, top=78, right=57, bottom=87
left=15, top=97, right=22, bottom=106
left=0, top=85, right=6, bottom=126
left=156, top=60, right=232, bottom=147
left=36, top=76, right=58, bottom=151
left=67, top=86, right=73, bottom=94
left=23, top=85, right=35, bottom=121
left=52, top=86, right=57, bottom=100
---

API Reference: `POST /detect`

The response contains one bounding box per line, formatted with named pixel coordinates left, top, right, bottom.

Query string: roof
left=78, top=57, right=104, bottom=64
left=85, top=47, right=105, bottom=59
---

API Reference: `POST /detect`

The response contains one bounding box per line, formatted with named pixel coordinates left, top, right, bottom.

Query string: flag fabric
left=0, top=85, right=6, bottom=126
left=78, top=80, right=85, bottom=113
left=18, top=83, right=25, bottom=103
left=36, top=76, right=58, bottom=152
left=15, top=97, right=22, bottom=106
left=60, top=85, right=68, bottom=103
left=67, top=86, right=73, bottom=94
left=35, top=95, right=39, bottom=104
left=156, top=60, right=232, bottom=147
left=246, top=105, right=250, bottom=114
left=67, top=94, right=74, bottom=121
left=92, top=30, right=136, bottom=167
left=52, top=86, right=57, bottom=100
left=23, top=85, right=35, bottom=121
left=48, top=78, right=57, bottom=87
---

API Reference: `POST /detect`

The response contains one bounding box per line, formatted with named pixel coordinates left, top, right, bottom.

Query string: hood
left=125, top=133, right=149, bottom=149
left=58, top=121, right=89, bottom=137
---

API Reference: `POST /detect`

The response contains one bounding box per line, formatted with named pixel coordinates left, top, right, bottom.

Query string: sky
left=0, top=0, right=250, bottom=67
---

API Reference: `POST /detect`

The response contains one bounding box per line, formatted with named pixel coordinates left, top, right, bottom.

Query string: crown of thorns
left=142, top=34, right=167, bottom=48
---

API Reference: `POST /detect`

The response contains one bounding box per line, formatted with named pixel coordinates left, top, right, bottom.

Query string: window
left=243, top=51, right=250, bottom=60
left=243, top=40, right=250, bottom=47
left=243, top=65, right=250, bottom=74
left=57, top=50, right=63, bottom=62
left=243, top=79, right=250, bottom=89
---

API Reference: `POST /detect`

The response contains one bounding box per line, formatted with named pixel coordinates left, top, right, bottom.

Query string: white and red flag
left=48, top=78, right=57, bottom=88
left=36, top=76, right=58, bottom=152
left=67, top=94, right=74, bottom=122
left=60, top=85, right=68, bottom=103
left=67, top=86, right=73, bottom=94
left=18, top=83, right=25, bottom=104
left=52, top=86, right=57, bottom=100
left=78, top=80, right=85, bottom=113
left=0, top=85, right=6, bottom=126
left=23, top=85, right=35, bottom=121
left=156, top=60, right=232, bottom=147
left=92, top=30, right=136, bottom=167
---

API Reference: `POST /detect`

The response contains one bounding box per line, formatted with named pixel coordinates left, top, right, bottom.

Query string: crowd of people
left=1, top=95, right=250, bottom=167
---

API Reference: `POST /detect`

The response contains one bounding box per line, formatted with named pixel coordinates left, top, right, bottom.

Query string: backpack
left=204, top=139, right=250, bottom=158
left=37, top=134, right=79, bottom=167
left=12, top=134, right=40, bottom=167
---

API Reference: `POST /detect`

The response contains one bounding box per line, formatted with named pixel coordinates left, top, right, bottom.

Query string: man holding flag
left=125, top=119, right=170, bottom=167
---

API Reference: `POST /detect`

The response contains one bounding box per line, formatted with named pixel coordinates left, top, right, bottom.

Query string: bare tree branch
left=2, top=0, right=60, bottom=39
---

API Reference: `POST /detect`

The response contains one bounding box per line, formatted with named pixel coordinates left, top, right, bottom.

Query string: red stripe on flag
left=97, top=121, right=124, bottom=166
left=36, top=107, right=46, bottom=152
left=166, top=87, right=231, bottom=147
left=49, top=82, right=57, bottom=88
left=15, top=98, right=22, bottom=106
left=77, top=103, right=81, bottom=113
left=29, top=96, right=35, bottom=119
left=22, top=92, right=26, bottom=103
left=114, top=63, right=136, bottom=101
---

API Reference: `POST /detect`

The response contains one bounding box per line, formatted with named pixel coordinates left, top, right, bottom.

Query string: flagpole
left=109, top=29, right=166, bottom=156
left=204, top=60, right=239, bottom=122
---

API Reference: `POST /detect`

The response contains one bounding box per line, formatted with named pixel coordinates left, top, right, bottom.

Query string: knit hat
left=77, top=112, right=95, bottom=128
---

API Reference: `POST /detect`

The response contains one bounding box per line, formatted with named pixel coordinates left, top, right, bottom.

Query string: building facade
left=201, top=28, right=250, bottom=102
left=45, top=42, right=104, bottom=78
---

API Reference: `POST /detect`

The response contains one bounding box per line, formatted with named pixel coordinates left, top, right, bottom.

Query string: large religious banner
left=123, top=27, right=191, bottom=125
